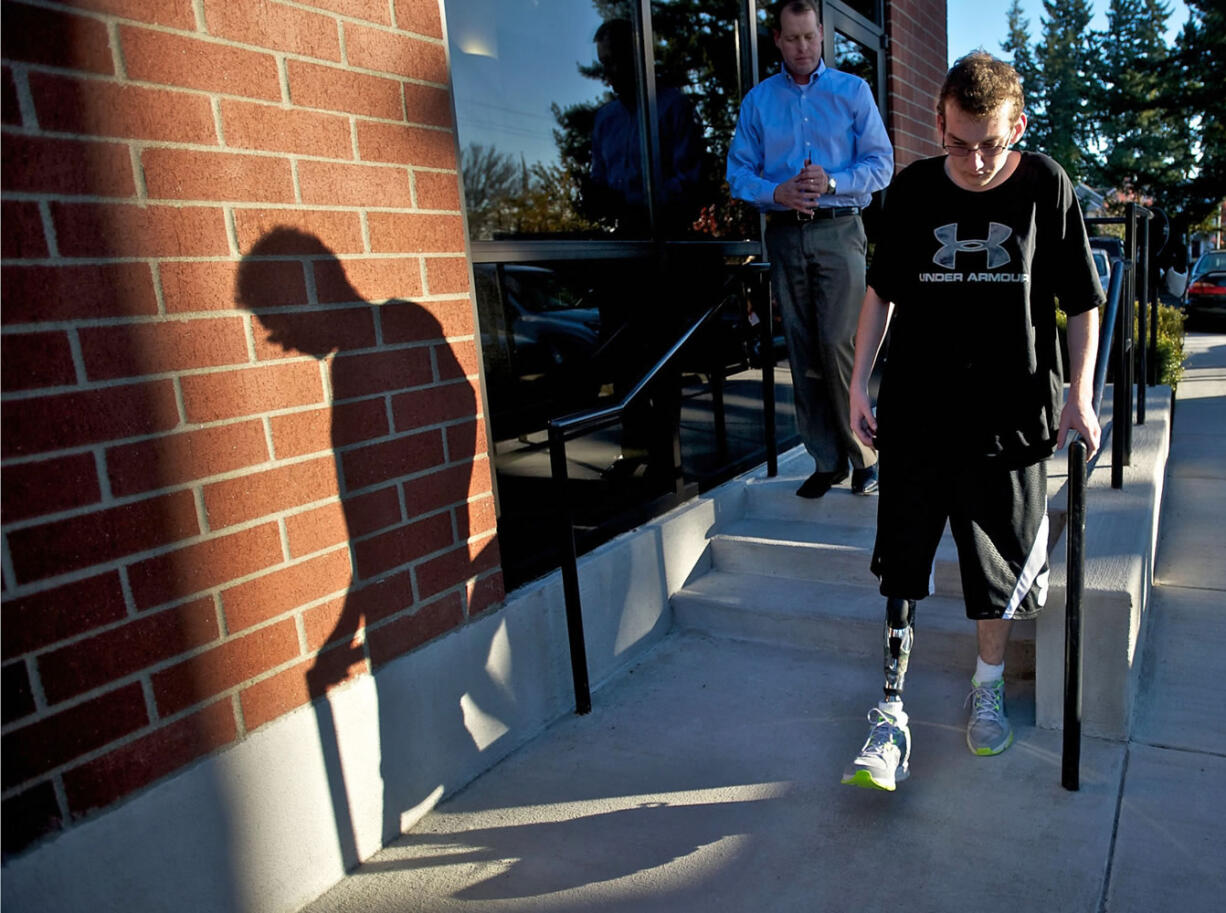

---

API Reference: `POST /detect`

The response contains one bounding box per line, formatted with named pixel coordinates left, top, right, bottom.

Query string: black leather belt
left=768, top=206, right=861, bottom=223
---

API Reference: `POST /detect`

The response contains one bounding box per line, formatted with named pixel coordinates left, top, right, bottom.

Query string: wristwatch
left=826, top=176, right=838, bottom=195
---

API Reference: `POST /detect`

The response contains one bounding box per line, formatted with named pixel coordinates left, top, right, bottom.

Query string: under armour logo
left=932, top=222, right=1013, bottom=269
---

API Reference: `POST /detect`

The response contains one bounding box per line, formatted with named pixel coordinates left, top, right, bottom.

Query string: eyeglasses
left=942, top=142, right=1010, bottom=158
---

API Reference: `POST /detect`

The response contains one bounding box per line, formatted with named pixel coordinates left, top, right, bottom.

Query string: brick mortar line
left=4, top=543, right=357, bottom=680
left=8, top=570, right=480, bottom=805
left=1, top=190, right=462, bottom=215
left=6, top=47, right=452, bottom=91
left=1, top=532, right=16, bottom=591
left=118, top=565, right=139, bottom=618
left=0, top=382, right=481, bottom=472
left=0, top=121, right=459, bottom=155
left=888, top=9, right=947, bottom=47
left=0, top=448, right=488, bottom=581
left=65, top=326, right=87, bottom=386
left=231, top=692, right=247, bottom=740
left=3, top=556, right=491, bottom=762
left=0, top=251, right=468, bottom=272
left=3, top=0, right=446, bottom=52
left=9, top=64, right=38, bottom=128
left=4, top=60, right=454, bottom=125
left=35, top=200, right=60, bottom=258
left=0, top=340, right=479, bottom=402
left=0, top=687, right=244, bottom=806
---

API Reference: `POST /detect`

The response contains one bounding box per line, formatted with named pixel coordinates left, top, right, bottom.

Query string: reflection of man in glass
left=588, top=18, right=704, bottom=236
left=727, top=0, right=893, bottom=499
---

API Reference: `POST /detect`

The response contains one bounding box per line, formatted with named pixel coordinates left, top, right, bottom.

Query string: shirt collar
left=783, top=59, right=826, bottom=87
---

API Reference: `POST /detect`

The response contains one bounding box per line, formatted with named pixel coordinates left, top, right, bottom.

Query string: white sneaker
left=841, top=705, right=911, bottom=791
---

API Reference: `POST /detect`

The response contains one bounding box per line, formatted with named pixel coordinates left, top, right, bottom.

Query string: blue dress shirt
left=727, top=61, right=894, bottom=210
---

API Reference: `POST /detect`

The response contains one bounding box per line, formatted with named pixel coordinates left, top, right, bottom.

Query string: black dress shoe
left=796, top=468, right=849, bottom=499
left=851, top=465, right=879, bottom=495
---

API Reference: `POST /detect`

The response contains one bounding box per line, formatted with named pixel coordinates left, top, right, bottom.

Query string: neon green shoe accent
left=966, top=678, right=1014, bottom=755
left=841, top=768, right=896, bottom=791
left=971, top=728, right=1014, bottom=756
left=842, top=707, right=910, bottom=789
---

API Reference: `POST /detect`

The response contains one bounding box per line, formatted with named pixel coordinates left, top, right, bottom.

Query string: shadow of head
left=236, top=226, right=361, bottom=360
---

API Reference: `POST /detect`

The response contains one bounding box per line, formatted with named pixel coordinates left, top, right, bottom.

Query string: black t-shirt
left=867, top=152, right=1105, bottom=465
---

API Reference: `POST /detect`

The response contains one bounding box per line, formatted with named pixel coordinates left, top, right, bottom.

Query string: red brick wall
left=1, top=0, right=502, bottom=856
left=886, top=0, right=948, bottom=169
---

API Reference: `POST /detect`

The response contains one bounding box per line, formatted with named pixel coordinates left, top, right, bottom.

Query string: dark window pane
left=756, top=5, right=779, bottom=84
left=473, top=255, right=799, bottom=588
left=839, top=0, right=881, bottom=25
left=446, top=1, right=647, bottom=239
left=649, top=0, right=755, bottom=239
left=834, top=30, right=876, bottom=87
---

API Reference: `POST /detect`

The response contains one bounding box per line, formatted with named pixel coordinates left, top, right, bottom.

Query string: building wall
left=1, top=0, right=503, bottom=858
left=0, top=0, right=951, bottom=872
left=886, top=0, right=948, bottom=168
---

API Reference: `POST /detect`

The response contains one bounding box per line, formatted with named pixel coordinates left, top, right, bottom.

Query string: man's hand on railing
left=1057, top=394, right=1101, bottom=459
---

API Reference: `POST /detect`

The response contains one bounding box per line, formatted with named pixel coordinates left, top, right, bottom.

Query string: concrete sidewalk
left=301, top=331, right=1226, bottom=913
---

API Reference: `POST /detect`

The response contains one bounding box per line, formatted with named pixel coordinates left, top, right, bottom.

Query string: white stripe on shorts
left=1003, top=512, right=1049, bottom=619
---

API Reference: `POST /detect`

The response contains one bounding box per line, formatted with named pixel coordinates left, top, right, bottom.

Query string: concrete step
left=672, top=570, right=1035, bottom=677
left=742, top=476, right=880, bottom=525
left=712, top=516, right=964, bottom=597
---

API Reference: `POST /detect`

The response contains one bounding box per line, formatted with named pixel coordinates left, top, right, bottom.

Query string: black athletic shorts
left=869, top=455, right=1050, bottom=620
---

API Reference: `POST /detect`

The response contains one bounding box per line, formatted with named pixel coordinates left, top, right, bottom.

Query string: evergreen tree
left=1033, top=0, right=1098, bottom=182
left=1000, top=0, right=1042, bottom=139
left=1095, top=0, right=1190, bottom=201
left=1148, top=0, right=1225, bottom=230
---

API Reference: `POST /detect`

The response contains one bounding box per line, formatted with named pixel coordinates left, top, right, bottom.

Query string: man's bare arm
left=849, top=285, right=894, bottom=448
left=1057, top=307, right=1101, bottom=457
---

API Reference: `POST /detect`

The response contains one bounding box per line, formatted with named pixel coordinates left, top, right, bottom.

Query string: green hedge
left=1056, top=301, right=1186, bottom=391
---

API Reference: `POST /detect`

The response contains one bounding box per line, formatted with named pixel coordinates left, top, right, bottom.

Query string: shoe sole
left=841, top=769, right=894, bottom=791
left=797, top=472, right=849, bottom=499
left=968, top=728, right=1014, bottom=756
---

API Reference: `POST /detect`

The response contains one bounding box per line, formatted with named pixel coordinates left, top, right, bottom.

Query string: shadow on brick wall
left=237, top=227, right=508, bottom=867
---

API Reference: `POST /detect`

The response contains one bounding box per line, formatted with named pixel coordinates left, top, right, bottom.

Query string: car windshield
left=1194, top=252, right=1226, bottom=275
left=1093, top=250, right=1109, bottom=278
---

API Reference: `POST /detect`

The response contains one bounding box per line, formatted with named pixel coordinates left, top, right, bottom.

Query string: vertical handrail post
left=755, top=265, right=778, bottom=477
left=1137, top=210, right=1149, bottom=424
left=1062, top=438, right=1088, bottom=790
left=547, top=423, right=592, bottom=715
left=712, top=344, right=728, bottom=459
left=1123, top=204, right=1137, bottom=467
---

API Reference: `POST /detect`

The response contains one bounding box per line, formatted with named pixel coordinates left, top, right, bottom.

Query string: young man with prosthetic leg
left=840, top=52, right=1103, bottom=791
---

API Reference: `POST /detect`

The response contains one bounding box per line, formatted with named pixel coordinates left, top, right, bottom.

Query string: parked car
left=1185, top=249, right=1226, bottom=325
left=1089, top=236, right=1124, bottom=298
left=1092, top=248, right=1111, bottom=295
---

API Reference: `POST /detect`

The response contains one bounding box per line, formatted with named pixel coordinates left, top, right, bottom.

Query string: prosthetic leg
left=843, top=597, right=917, bottom=791
left=883, top=596, right=916, bottom=705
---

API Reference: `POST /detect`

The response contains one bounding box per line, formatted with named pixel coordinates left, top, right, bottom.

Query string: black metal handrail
left=1062, top=253, right=1127, bottom=791
left=547, top=261, right=773, bottom=713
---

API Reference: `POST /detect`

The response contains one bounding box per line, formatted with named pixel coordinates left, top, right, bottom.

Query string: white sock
left=878, top=700, right=907, bottom=725
left=974, top=656, right=1004, bottom=685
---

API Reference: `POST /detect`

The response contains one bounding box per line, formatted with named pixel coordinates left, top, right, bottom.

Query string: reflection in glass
left=447, top=0, right=754, bottom=241
left=581, top=17, right=704, bottom=236
left=447, top=1, right=630, bottom=240
left=840, top=0, right=882, bottom=25
left=650, top=0, right=757, bottom=239
left=834, top=30, right=876, bottom=88
left=473, top=255, right=798, bottom=587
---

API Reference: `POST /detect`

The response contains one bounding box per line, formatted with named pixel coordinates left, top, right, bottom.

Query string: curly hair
left=938, top=51, right=1024, bottom=121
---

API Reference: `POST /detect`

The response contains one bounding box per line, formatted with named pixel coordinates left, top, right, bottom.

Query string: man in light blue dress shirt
left=727, top=0, right=894, bottom=498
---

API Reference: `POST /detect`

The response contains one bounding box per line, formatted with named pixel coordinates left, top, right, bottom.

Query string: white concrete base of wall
left=1, top=478, right=745, bottom=913
left=1037, top=386, right=1171, bottom=739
